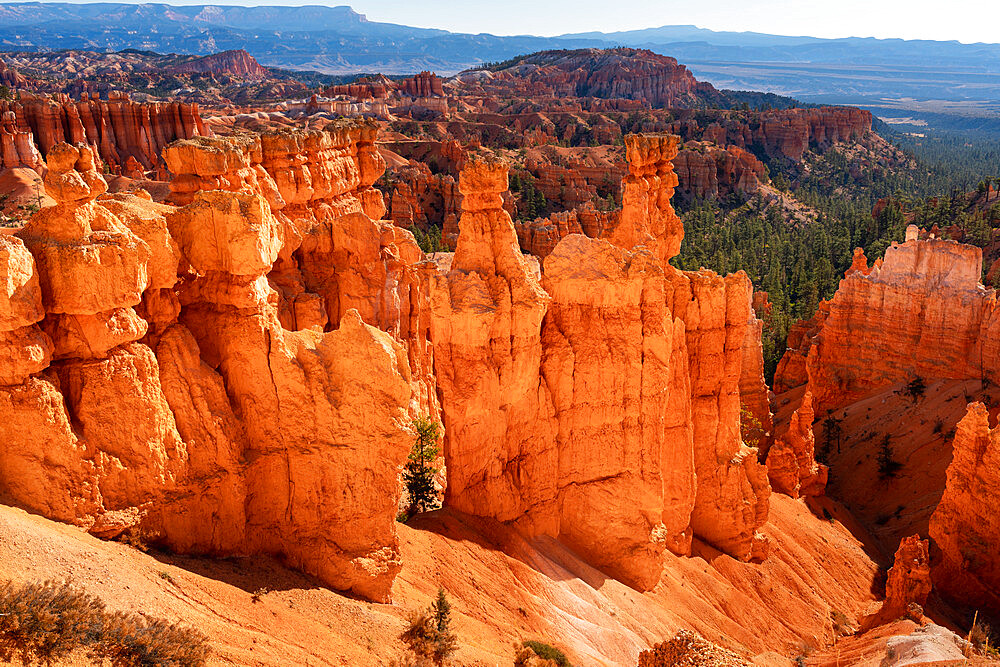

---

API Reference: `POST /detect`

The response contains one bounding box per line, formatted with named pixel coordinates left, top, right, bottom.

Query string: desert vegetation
left=0, top=579, right=210, bottom=666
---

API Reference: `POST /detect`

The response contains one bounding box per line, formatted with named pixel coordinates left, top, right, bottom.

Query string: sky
left=20, top=0, right=1000, bottom=44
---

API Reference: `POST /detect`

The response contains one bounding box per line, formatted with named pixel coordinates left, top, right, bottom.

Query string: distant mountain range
left=1, top=2, right=999, bottom=119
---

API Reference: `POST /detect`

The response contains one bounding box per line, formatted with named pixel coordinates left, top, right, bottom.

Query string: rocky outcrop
left=164, top=121, right=440, bottom=420
left=0, top=109, right=44, bottom=170
left=399, top=71, right=444, bottom=98
left=167, top=49, right=268, bottom=79
left=433, top=133, right=769, bottom=586
left=466, top=48, right=726, bottom=109
left=928, top=402, right=1000, bottom=610
left=514, top=202, right=618, bottom=258
left=666, top=107, right=872, bottom=162
left=0, top=57, right=27, bottom=89
left=0, top=128, right=426, bottom=603
left=774, top=237, right=999, bottom=415
left=666, top=268, right=770, bottom=561
left=766, top=391, right=826, bottom=498
left=673, top=143, right=765, bottom=201
left=608, top=133, right=683, bottom=266
left=541, top=234, right=693, bottom=587
left=1, top=92, right=208, bottom=174
left=860, top=535, right=932, bottom=630
left=430, top=154, right=555, bottom=531
left=386, top=162, right=461, bottom=234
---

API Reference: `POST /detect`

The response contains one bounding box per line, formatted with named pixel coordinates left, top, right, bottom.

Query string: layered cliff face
left=2, top=123, right=774, bottom=605
left=928, top=402, right=1000, bottom=610
left=430, top=155, right=557, bottom=531
left=166, top=49, right=268, bottom=79
left=514, top=202, right=618, bottom=258
left=0, top=124, right=426, bottom=603
left=463, top=48, right=728, bottom=108
left=0, top=92, right=208, bottom=174
left=432, top=133, right=769, bottom=587
left=673, top=143, right=766, bottom=202
left=774, top=238, right=998, bottom=416
left=665, top=107, right=872, bottom=163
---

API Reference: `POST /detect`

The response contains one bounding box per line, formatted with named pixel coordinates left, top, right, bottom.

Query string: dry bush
left=0, top=579, right=210, bottom=666
left=0, top=579, right=105, bottom=666
left=401, top=588, right=458, bottom=666
left=90, top=612, right=211, bottom=667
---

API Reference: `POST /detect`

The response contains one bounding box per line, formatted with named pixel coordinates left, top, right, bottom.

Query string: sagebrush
left=0, top=579, right=210, bottom=666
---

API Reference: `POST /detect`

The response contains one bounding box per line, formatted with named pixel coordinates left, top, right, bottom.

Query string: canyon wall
left=774, top=236, right=1000, bottom=612
left=1, top=123, right=774, bottom=602
left=673, top=143, right=765, bottom=201
left=0, top=92, right=207, bottom=174
left=774, top=240, right=1000, bottom=416
left=928, top=403, right=1000, bottom=610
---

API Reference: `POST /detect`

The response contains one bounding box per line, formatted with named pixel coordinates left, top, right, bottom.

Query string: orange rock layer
left=0, top=123, right=423, bottom=603
left=0, top=91, right=208, bottom=174
left=929, top=402, right=1000, bottom=610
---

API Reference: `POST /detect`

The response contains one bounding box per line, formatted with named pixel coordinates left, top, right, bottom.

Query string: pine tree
left=403, top=417, right=441, bottom=516
left=430, top=588, right=458, bottom=665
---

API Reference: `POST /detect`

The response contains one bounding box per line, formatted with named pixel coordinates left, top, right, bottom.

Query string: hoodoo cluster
left=0, top=123, right=787, bottom=601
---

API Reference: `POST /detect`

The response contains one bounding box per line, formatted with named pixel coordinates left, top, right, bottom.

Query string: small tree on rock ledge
left=404, top=416, right=441, bottom=516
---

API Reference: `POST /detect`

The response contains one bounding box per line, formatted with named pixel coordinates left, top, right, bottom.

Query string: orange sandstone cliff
left=431, top=134, right=770, bottom=588
left=929, top=402, right=1000, bottom=610
left=4, top=124, right=780, bottom=624
left=0, top=123, right=423, bottom=603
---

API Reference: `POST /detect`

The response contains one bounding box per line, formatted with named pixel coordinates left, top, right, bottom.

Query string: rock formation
left=462, top=48, right=726, bottom=109
left=432, top=133, right=769, bottom=586
left=0, top=92, right=208, bottom=174
left=399, top=71, right=445, bottom=98
left=928, top=402, right=1000, bottom=610
left=766, top=391, right=827, bottom=498
left=514, top=202, right=618, bottom=258
left=0, top=123, right=427, bottom=603
left=430, top=154, right=556, bottom=532
left=774, top=237, right=999, bottom=416
left=167, top=49, right=268, bottom=79
left=673, top=143, right=765, bottom=201
left=860, top=535, right=932, bottom=630
left=1, top=123, right=774, bottom=603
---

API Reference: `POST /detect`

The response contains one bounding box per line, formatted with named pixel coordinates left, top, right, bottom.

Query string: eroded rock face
left=0, top=127, right=424, bottom=602
left=1, top=92, right=207, bottom=173
left=775, top=238, right=999, bottom=415
left=430, top=155, right=556, bottom=529
left=2, top=124, right=774, bottom=601
left=667, top=268, right=770, bottom=561
left=433, top=134, right=769, bottom=585
left=767, top=391, right=827, bottom=498
left=929, top=403, right=1000, bottom=610
left=861, top=535, right=932, bottom=630
left=541, top=234, right=691, bottom=588
left=673, top=143, right=765, bottom=202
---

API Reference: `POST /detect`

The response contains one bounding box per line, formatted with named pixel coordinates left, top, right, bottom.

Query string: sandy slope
left=0, top=490, right=890, bottom=666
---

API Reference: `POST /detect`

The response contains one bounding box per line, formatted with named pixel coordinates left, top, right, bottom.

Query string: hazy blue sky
left=29, top=0, right=1000, bottom=43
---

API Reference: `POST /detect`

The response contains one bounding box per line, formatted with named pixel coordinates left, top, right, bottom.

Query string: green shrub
left=518, top=640, right=571, bottom=667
